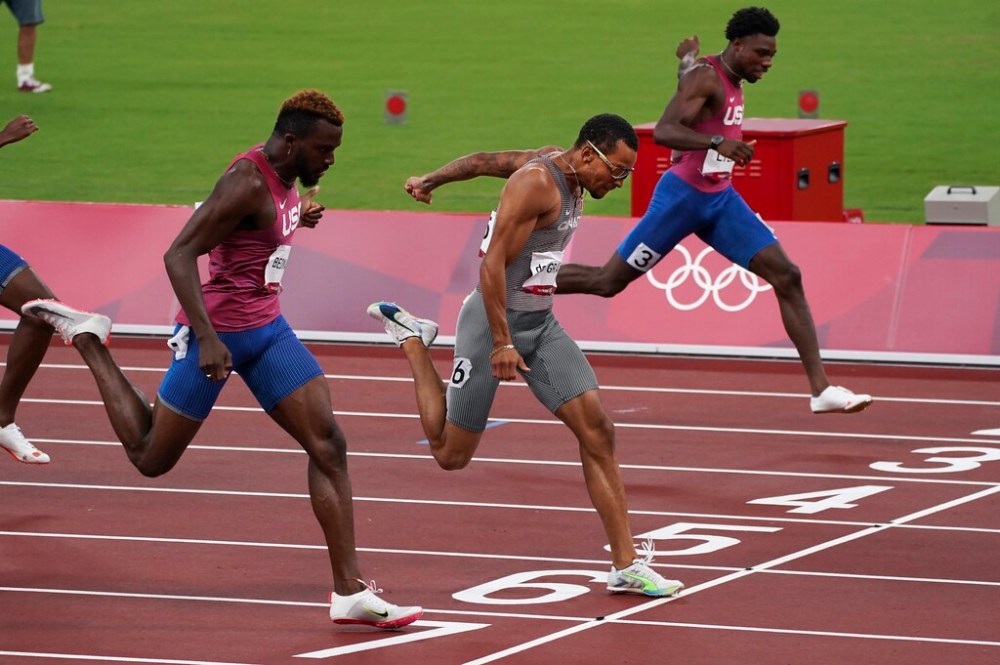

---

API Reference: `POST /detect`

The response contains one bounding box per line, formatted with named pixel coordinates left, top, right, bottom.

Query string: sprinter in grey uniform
left=369, top=114, right=684, bottom=598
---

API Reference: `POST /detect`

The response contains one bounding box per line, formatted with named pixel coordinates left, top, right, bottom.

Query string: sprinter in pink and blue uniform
left=22, top=90, right=423, bottom=628
left=557, top=7, right=872, bottom=414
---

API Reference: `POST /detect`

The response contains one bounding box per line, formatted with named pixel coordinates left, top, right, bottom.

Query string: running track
left=1, top=336, right=998, bottom=664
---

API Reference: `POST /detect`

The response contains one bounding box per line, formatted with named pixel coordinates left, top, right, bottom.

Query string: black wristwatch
left=709, top=135, right=725, bottom=151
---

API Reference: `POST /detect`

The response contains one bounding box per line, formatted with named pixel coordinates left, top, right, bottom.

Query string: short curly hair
left=273, top=89, right=344, bottom=137
left=573, top=113, right=639, bottom=153
left=725, top=6, right=780, bottom=41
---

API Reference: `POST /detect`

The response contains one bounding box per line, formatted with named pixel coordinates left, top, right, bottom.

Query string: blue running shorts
left=617, top=171, right=778, bottom=270
left=157, top=315, right=323, bottom=421
left=0, top=244, right=28, bottom=295
left=1, top=0, right=45, bottom=27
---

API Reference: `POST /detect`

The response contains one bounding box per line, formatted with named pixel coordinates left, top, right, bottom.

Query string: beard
left=295, top=151, right=319, bottom=187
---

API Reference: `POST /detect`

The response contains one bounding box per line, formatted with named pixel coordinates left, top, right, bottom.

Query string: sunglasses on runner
left=586, top=140, right=634, bottom=180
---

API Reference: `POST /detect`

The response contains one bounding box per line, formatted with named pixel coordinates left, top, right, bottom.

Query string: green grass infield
left=1, top=1, right=997, bottom=222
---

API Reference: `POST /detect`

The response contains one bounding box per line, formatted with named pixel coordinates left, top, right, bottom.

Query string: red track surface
left=2, top=336, right=998, bottom=664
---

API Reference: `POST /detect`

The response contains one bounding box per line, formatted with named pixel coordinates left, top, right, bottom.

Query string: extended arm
left=404, top=145, right=562, bottom=204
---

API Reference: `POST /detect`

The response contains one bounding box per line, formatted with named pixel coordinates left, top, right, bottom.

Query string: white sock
left=17, top=63, right=34, bottom=84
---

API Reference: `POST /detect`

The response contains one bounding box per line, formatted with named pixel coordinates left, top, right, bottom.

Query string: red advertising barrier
left=632, top=119, right=848, bottom=221
left=1, top=200, right=998, bottom=364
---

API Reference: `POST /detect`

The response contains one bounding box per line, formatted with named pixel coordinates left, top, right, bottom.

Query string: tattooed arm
left=404, top=145, right=562, bottom=204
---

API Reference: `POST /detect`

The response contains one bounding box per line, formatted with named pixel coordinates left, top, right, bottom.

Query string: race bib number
left=450, top=357, right=472, bottom=388
left=624, top=242, right=662, bottom=273
left=479, top=211, right=498, bottom=257
left=521, top=250, right=563, bottom=295
left=264, top=244, right=292, bottom=294
left=700, top=149, right=735, bottom=179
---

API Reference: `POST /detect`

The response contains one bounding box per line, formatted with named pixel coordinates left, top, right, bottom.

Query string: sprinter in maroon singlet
left=559, top=7, right=871, bottom=413
left=22, top=90, right=423, bottom=628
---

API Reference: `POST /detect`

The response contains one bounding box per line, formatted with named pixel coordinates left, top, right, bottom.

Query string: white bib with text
left=521, top=250, right=563, bottom=295
left=700, top=148, right=735, bottom=179
left=264, top=244, right=292, bottom=294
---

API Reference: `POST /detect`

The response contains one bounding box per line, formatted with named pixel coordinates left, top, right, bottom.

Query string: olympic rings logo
left=645, top=245, right=772, bottom=312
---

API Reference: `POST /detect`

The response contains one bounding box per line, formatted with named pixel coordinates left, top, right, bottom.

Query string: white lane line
left=4, top=532, right=1000, bottom=589
left=4, top=478, right=1000, bottom=525
left=0, top=586, right=597, bottom=625
left=609, top=620, right=1000, bottom=647
left=0, top=650, right=260, bottom=665
left=460, top=484, right=1000, bottom=664
left=9, top=441, right=1000, bottom=487
left=10, top=361, right=998, bottom=407
left=17, top=398, right=1000, bottom=447
left=2, top=586, right=998, bottom=652
left=763, top=568, right=1000, bottom=588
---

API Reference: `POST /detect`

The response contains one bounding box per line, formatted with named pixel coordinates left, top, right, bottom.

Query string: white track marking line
left=461, top=484, right=1000, bottom=664
left=17, top=398, right=1000, bottom=447
left=607, top=621, right=1000, bottom=647
left=2, top=586, right=998, bottom=651
left=0, top=650, right=260, bottom=665
left=4, top=477, right=999, bottom=519
left=4, top=532, right=1000, bottom=589
left=0, top=586, right=594, bottom=623
left=8, top=361, right=998, bottom=407
left=10, top=440, right=1000, bottom=487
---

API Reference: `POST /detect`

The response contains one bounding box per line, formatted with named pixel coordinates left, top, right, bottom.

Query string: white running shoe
left=607, top=539, right=684, bottom=597
left=366, top=301, right=439, bottom=348
left=18, top=77, right=52, bottom=93
left=329, top=580, right=423, bottom=629
left=20, top=299, right=112, bottom=345
left=810, top=385, right=872, bottom=414
left=0, top=423, right=50, bottom=464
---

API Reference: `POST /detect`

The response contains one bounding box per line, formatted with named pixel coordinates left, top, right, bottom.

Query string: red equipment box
left=631, top=118, right=848, bottom=221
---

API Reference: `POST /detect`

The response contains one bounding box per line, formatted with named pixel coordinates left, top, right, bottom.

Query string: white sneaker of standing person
left=329, top=580, right=423, bottom=629
left=810, top=385, right=872, bottom=414
left=0, top=423, right=50, bottom=464
left=17, top=64, right=51, bottom=93
left=366, top=301, right=439, bottom=348
left=20, top=299, right=111, bottom=345
left=18, top=77, right=52, bottom=93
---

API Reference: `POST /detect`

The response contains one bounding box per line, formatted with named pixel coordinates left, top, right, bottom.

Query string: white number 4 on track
left=748, top=485, right=893, bottom=514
